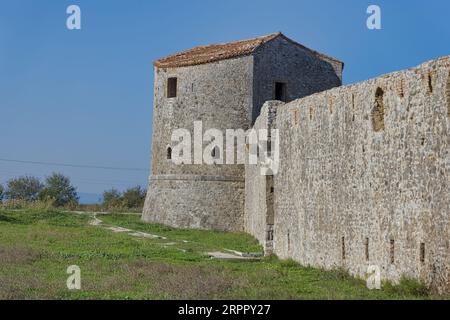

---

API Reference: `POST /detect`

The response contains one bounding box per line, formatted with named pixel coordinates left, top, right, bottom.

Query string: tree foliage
left=122, top=186, right=146, bottom=209
left=6, top=176, right=43, bottom=202
left=40, top=173, right=79, bottom=207
left=102, top=188, right=123, bottom=209
left=102, top=186, right=146, bottom=210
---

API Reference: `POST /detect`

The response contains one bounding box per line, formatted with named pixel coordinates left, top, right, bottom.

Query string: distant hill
left=78, top=192, right=102, bottom=204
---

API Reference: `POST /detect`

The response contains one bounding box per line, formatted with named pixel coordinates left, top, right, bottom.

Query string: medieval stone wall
left=143, top=56, right=254, bottom=231
left=148, top=56, right=254, bottom=177
left=244, top=101, right=282, bottom=250
left=145, top=176, right=245, bottom=232
left=245, top=56, right=450, bottom=293
left=252, top=36, right=342, bottom=122
left=144, top=38, right=343, bottom=232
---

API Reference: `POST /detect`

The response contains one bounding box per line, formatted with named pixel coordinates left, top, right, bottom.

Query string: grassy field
left=0, top=208, right=445, bottom=300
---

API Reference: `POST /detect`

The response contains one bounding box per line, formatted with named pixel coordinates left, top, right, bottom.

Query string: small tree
left=0, top=184, right=4, bottom=203
left=122, top=186, right=146, bottom=209
left=40, top=173, right=79, bottom=207
left=6, top=176, right=43, bottom=201
left=102, top=188, right=123, bottom=209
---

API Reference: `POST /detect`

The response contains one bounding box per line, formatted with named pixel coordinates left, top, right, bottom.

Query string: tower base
left=142, top=175, right=245, bottom=232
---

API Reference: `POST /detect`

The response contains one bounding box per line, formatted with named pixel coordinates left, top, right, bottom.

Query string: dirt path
left=85, top=212, right=259, bottom=260
left=88, top=214, right=166, bottom=239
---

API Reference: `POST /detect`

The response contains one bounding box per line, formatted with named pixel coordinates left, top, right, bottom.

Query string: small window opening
left=211, top=146, right=220, bottom=160
left=267, top=140, right=272, bottom=155
left=292, top=109, right=299, bottom=125
left=420, top=243, right=425, bottom=263
left=372, top=87, right=385, bottom=132
left=309, top=107, right=314, bottom=121
left=167, top=147, right=172, bottom=160
left=398, top=79, right=405, bottom=98
left=390, top=239, right=395, bottom=264
left=167, top=77, right=177, bottom=98
left=287, top=231, right=291, bottom=252
left=274, top=82, right=287, bottom=102
left=427, top=74, right=433, bottom=94
left=365, top=238, right=370, bottom=261
left=267, top=228, right=274, bottom=241
left=342, top=237, right=346, bottom=260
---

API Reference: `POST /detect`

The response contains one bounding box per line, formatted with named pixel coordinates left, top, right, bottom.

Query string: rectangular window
left=420, top=243, right=425, bottom=263
left=167, top=77, right=177, bottom=98
left=365, top=238, right=370, bottom=261
left=342, top=236, right=346, bottom=260
left=274, top=82, right=287, bottom=102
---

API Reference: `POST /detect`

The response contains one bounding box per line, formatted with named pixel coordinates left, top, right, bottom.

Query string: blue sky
left=0, top=0, right=449, bottom=199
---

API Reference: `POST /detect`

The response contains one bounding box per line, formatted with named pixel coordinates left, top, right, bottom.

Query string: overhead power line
left=0, top=158, right=149, bottom=172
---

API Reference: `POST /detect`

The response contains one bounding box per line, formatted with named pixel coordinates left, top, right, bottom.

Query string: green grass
left=0, top=209, right=446, bottom=300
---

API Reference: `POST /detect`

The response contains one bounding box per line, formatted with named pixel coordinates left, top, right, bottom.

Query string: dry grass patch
left=122, top=260, right=245, bottom=299
left=0, top=246, right=42, bottom=265
left=0, top=275, right=39, bottom=299
left=0, top=272, right=61, bottom=300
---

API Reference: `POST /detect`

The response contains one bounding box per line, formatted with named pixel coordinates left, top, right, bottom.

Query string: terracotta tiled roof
left=154, top=32, right=343, bottom=68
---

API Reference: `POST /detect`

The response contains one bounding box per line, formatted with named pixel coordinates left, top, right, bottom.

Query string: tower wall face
left=244, top=101, right=281, bottom=253
left=144, top=38, right=344, bottom=232
left=245, top=57, right=450, bottom=294
left=143, top=56, right=254, bottom=232
left=252, top=36, right=342, bottom=122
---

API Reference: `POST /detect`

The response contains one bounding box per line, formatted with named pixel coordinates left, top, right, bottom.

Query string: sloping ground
left=86, top=212, right=259, bottom=259
left=0, top=209, right=446, bottom=300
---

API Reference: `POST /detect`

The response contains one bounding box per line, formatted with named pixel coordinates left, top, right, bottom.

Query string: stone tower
left=142, top=32, right=343, bottom=231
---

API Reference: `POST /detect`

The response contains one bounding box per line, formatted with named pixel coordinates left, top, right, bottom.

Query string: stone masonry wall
left=252, top=36, right=342, bottom=122
left=143, top=56, right=254, bottom=231
left=244, top=101, right=282, bottom=250
left=149, top=56, right=254, bottom=177
left=145, top=176, right=245, bottom=232
left=245, top=56, right=450, bottom=294
left=144, top=37, right=344, bottom=233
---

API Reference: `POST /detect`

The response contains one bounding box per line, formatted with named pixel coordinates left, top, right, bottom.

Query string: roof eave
left=153, top=32, right=344, bottom=69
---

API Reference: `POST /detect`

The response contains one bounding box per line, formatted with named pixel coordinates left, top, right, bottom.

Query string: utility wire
left=0, top=158, right=149, bottom=172
left=0, top=168, right=146, bottom=184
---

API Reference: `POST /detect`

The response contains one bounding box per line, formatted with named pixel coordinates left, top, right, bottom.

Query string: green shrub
left=102, top=188, right=124, bottom=209
left=383, top=276, right=430, bottom=297
left=102, top=186, right=146, bottom=211
left=5, top=176, right=43, bottom=202
left=122, top=186, right=146, bottom=209
left=39, top=173, right=78, bottom=207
